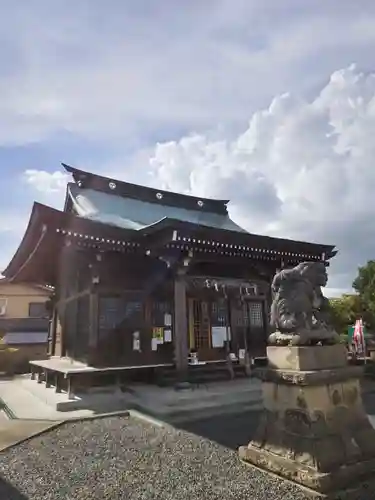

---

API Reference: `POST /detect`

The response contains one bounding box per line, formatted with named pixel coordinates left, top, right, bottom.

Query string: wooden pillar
left=48, top=307, right=57, bottom=356
left=173, top=272, right=189, bottom=380
left=58, top=240, right=76, bottom=358
left=55, top=373, right=62, bottom=393
left=88, top=291, right=99, bottom=365
left=52, top=308, right=58, bottom=355
left=262, top=297, right=270, bottom=337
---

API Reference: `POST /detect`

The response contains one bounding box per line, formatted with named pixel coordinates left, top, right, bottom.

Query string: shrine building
left=2, top=164, right=336, bottom=392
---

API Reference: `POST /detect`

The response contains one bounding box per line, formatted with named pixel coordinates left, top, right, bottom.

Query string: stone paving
left=0, top=375, right=263, bottom=420
left=0, top=420, right=61, bottom=452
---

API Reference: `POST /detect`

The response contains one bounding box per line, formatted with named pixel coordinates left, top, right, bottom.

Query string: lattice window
left=248, top=302, right=263, bottom=327
left=151, top=300, right=172, bottom=327
left=211, top=299, right=227, bottom=327
left=234, top=303, right=249, bottom=327
left=98, top=296, right=143, bottom=336
left=192, top=300, right=211, bottom=350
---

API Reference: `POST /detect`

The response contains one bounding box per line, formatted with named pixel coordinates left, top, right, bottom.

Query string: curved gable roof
left=63, top=163, right=230, bottom=215
left=67, top=183, right=247, bottom=233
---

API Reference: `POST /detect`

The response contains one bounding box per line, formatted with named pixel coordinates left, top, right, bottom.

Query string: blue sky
left=2, top=0, right=375, bottom=295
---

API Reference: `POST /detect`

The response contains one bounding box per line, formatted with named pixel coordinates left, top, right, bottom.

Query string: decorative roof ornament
left=109, top=181, right=116, bottom=190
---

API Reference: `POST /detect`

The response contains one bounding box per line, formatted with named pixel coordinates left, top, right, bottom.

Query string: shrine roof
left=2, top=163, right=337, bottom=284
left=63, top=163, right=230, bottom=216
left=2, top=201, right=337, bottom=285
left=67, top=182, right=246, bottom=234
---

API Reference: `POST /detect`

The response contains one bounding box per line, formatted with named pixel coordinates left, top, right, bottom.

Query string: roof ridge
left=62, top=163, right=230, bottom=216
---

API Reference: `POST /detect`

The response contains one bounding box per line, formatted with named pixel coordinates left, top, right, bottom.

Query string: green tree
left=329, top=294, right=363, bottom=335
left=352, top=260, right=375, bottom=330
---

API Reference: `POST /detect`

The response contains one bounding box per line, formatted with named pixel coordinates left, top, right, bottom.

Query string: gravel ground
left=0, top=414, right=373, bottom=500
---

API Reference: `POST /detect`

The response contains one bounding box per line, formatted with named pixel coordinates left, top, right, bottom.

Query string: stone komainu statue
left=268, top=261, right=340, bottom=346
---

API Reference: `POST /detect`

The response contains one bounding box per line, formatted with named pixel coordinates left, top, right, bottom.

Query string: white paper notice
left=211, top=326, right=229, bottom=348
left=164, top=329, right=172, bottom=342
left=239, top=349, right=246, bottom=359
left=133, top=339, right=140, bottom=351
left=164, top=313, right=172, bottom=326
left=151, top=338, right=158, bottom=351
left=132, top=331, right=141, bottom=351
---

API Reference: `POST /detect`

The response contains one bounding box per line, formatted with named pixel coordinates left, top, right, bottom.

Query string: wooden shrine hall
left=3, top=164, right=336, bottom=389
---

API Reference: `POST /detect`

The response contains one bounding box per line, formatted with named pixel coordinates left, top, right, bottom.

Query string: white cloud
left=23, top=170, right=69, bottom=194
left=146, top=64, right=375, bottom=290
left=23, top=64, right=375, bottom=293
left=2, top=1, right=375, bottom=146
left=7, top=1, right=375, bottom=294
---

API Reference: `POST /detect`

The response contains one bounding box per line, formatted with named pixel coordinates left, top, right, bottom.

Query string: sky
left=2, top=0, right=375, bottom=297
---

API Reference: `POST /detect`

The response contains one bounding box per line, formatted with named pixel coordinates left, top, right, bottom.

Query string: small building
left=0, top=280, right=50, bottom=372
left=2, top=164, right=336, bottom=389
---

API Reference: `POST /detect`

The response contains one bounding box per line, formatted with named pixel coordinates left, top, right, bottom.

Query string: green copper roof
left=68, top=184, right=246, bottom=233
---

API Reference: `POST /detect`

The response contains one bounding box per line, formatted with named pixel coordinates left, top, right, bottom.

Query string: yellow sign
left=152, top=327, right=164, bottom=341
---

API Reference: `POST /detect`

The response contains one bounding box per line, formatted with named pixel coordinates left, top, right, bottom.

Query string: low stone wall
left=0, top=344, right=48, bottom=375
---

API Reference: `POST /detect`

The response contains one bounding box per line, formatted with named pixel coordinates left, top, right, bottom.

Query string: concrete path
left=3, top=374, right=375, bottom=454
left=0, top=420, right=61, bottom=452
left=125, top=378, right=263, bottom=422
left=0, top=375, right=263, bottom=420
left=6, top=375, right=375, bottom=424
left=0, top=377, right=132, bottom=452
left=0, top=377, right=113, bottom=420
left=0, top=376, right=263, bottom=452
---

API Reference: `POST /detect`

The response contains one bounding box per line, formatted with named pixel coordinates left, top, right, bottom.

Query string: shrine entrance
left=230, top=299, right=267, bottom=359
left=187, top=296, right=267, bottom=361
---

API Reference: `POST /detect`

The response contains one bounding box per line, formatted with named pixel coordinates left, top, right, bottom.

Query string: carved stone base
left=239, top=346, right=375, bottom=495
left=268, top=330, right=340, bottom=346
left=239, top=444, right=375, bottom=495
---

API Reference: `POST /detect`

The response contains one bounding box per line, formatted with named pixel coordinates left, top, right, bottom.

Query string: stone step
left=17, top=374, right=263, bottom=417
left=129, top=398, right=263, bottom=424
left=162, top=387, right=262, bottom=408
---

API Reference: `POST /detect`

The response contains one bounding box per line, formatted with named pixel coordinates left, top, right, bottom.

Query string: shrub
left=339, top=334, right=349, bottom=345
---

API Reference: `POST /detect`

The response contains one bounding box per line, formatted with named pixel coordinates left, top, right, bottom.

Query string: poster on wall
left=164, top=329, right=172, bottom=342
left=151, top=338, right=158, bottom=351
left=211, top=326, right=230, bottom=348
left=164, top=313, right=172, bottom=326
left=132, top=331, right=141, bottom=351
left=152, top=327, right=164, bottom=344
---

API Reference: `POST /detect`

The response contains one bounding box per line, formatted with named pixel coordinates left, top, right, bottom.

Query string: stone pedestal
left=239, top=345, right=375, bottom=495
